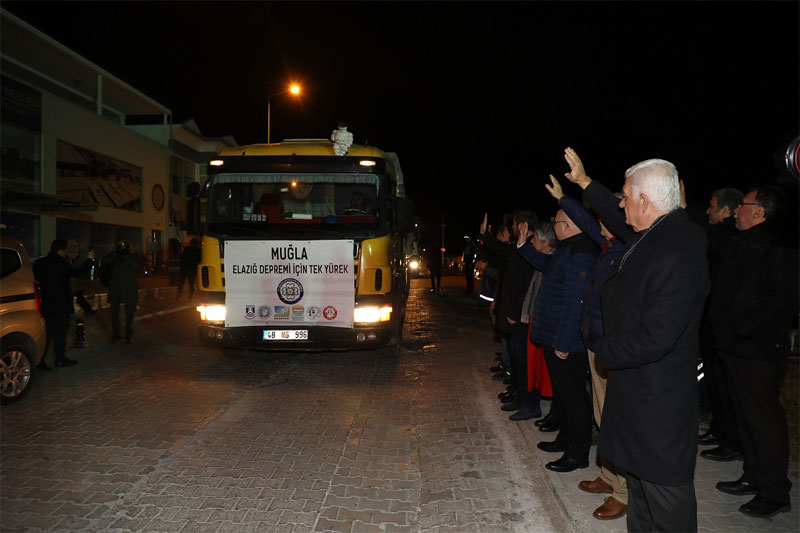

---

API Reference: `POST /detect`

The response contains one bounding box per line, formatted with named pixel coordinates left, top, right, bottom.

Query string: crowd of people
left=474, top=147, right=798, bottom=531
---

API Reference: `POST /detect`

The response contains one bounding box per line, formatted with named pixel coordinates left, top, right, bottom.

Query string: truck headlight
left=408, top=260, right=420, bottom=270
left=197, top=304, right=226, bottom=322
left=354, top=306, right=392, bottom=323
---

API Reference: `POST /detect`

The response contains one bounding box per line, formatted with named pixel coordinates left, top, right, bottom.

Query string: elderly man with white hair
left=563, top=148, right=710, bottom=532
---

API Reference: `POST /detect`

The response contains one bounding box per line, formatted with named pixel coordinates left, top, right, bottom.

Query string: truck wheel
left=1, top=343, right=36, bottom=404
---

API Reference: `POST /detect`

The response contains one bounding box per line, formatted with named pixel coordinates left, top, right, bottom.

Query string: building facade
left=0, top=9, right=235, bottom=269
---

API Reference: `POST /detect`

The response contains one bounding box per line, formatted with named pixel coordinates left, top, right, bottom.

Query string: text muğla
left=271, top=246, right=308, bottom=261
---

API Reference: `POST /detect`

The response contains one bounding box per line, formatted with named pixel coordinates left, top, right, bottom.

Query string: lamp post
left=267, top=83, right=301, bottom=144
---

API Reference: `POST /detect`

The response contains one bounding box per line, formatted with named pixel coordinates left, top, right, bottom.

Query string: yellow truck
left=189, top=139, right=414, bottom=352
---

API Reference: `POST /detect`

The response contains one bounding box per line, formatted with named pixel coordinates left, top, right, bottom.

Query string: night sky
left=5, top=1, right=799, bottom=252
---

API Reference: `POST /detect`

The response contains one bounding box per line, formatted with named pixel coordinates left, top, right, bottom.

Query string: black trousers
left=177, top=270, right=196, bottom=298
left=721, top=354, right=791, bottom=503
left=542, top=345, right=591, bottom=459
left=110, top=297, right=136, bottom=340
left=464, top=268, right=474, bottom=293
left=43, top=314, right=68, bottom=363
left=510, top=322, right=540, bottom=411
left=627, top=473, right=696, bottom=532
left=702, top=348, right=741, bottom=450
left=429, top=267, right=441, bottom=290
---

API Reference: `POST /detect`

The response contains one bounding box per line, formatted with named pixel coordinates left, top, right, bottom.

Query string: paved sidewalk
left=439, top=278, right=800, bottom=532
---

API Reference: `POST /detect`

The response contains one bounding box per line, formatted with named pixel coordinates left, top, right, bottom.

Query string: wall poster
left=56, top=140, right=142, bottom=211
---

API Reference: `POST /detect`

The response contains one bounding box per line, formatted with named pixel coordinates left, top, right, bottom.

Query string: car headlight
left=354, top=306, right=392, bottom=323
left=197, top=304, right=226, bottom=322
left=408, top=260, right=420, bottom=270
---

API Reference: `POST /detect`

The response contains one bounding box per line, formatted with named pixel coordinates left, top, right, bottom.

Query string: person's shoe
left=497, top=386, right=515, bottom=399
left=545, top=455, right=589, bottom=473
left=539, top=420, right=560, bottom=433
left=716, top=478, right=759, bottom=495
left=489, top=365, right=506, bottom=374
left=502, top=377, right=512, bottom=385
left=109, top=336, right=122, bottom=344
left=55, top=358, right=78, bottom=367
left=578, top=477, right=614, bottom=494
left=535, top=413, right=554, bottom=427
left=500, top=393, right=516, bottom=404
left=697, top=429, right=721, bottom=446
left=509, top=407, right=542, bottom=421
left=593, top=497, right=627, bottom=520
left=501, top=400, right=522, bottom=412
left=492, top=372, right=506, bottom=381
left=37, top=360, right=52, bottom=371
left=537, top=440, right=567, bottom=453
left=700, top=445, right=743, bottom=462
left=739, top=495, right=790, bottom=518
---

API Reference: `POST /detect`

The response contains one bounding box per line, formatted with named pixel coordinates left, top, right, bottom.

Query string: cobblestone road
left=1, top=278, right=569, bottom=532
left=3, top=277, right=798, bottom=532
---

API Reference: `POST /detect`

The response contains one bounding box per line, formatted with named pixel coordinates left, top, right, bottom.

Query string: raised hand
left=480, top=213, right=488, bottom=235
left=517, top=221, right=529, bottom=246
left=564, top=147, right=592, bottom=189
left=545, top=174, right=565, bottom=200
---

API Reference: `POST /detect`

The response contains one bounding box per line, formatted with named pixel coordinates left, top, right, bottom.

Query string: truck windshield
left=206, top=175, right=381, bottom=236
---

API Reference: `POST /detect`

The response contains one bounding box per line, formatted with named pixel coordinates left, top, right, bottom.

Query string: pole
left=267, top=97, right=271, bottom=144
left=440, top=212, right=446, bottom=273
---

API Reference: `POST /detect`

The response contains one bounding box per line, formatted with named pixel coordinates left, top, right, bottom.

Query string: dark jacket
left=481, top=232, right=535, bottom=333
left=33, top=252, right=94, bottom=317
left=103, top=251, right=140, bottom=303
left=180, top=246, right=201, bottom=274
left=592, top=201, right=710, bottom=486
left=709, top=221, right=799, bottom=363
left=558, top=195, right=627, bottom=351
left=519, top=232, right=598, bottom=352
left=478, top=235, right=510, bottom=318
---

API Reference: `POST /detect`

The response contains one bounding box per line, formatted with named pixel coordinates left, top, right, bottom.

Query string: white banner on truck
left=224, top=240, right=354, bottom=328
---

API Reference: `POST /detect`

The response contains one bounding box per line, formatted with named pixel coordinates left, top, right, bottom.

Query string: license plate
left=263, top=329, right=308, bottom=341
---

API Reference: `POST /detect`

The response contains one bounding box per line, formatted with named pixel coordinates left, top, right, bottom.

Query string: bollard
left=73, top=318, right=88, bottom=348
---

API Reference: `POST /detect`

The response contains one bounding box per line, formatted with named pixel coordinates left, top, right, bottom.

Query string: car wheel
left=1, top=344, right=36, bottom=404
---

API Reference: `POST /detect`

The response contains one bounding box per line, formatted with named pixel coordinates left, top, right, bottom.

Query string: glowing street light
left=267, top=83, right=302, bottom=144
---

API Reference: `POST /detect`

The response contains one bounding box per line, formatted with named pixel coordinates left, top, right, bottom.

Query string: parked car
left=1, top=234, right=45, bottom=404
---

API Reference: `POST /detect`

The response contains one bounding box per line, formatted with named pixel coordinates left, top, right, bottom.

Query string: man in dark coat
left=480, top=209, right=540, bottom=420
left=518, top=206, right=598, bottom=472
left=177, top=238, right=201, bottom=300
left=710, top=185, right=799, bottom=518
left=103, top=240, right=141, bottom=344
left=33, top=239, right=95, bottom=368
left=563, top=147, right=709, bottom=532
left=544, top=172, right=633, bottom=521
left=687, top=187, right=745, bottom=460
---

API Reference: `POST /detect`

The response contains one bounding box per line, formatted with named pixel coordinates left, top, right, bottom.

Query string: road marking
left=137, top=303, right=196, bottom=321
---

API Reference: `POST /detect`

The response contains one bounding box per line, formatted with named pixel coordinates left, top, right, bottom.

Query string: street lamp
left=267, top=83, right=301, bottom=144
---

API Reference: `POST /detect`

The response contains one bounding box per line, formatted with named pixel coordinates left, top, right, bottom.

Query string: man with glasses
left=518, top=204, right=599, bottom=471
left=694, top=188, right=745, bottom=461
left=710, top=185, right=798, bottom=518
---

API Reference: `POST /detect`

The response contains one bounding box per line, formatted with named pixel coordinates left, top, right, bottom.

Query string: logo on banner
left=274, top=306, right=290, bottom=319
left=245, top=305, right=256, bottom=319
left=291, top=306, right=305, bottom=320
left=307, top=306, right=322, bottom=321
left=277, top=278, right=304, bottom=304
left=323, top=306, right=338, bottom=320
left=258, top=305, right=271, bottom=318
